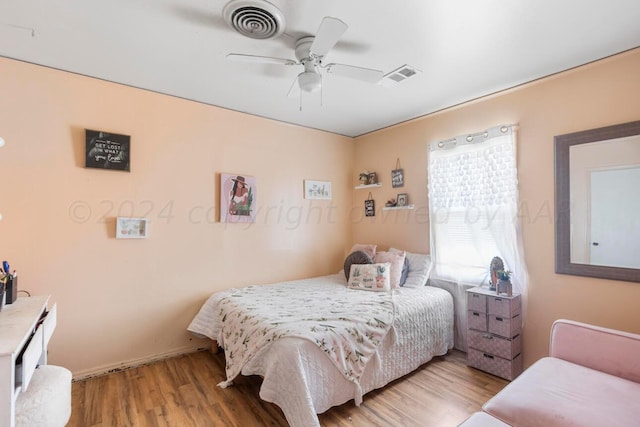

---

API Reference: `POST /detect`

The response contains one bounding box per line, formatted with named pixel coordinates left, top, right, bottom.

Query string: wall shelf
left=354, top=183, right=382, bottom=190
left=382, top=204, right=415, bottom=211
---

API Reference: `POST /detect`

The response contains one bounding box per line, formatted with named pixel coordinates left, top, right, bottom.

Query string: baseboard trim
left=71, top=344, right=208, bottom=381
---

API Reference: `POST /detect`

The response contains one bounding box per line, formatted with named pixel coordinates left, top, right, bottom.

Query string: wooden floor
left=69, top=349, right=507, bottom=427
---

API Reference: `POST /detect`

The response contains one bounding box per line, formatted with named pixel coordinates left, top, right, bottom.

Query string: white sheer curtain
left=427, top=125, right=528, bottom=350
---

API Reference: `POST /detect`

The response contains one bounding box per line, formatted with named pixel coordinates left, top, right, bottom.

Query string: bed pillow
left=347, top=263, right=391, bottom=291
left=390, top=248, right=431, bottom=288
left=349, top=243, right=377, bottom=259
left=373, top=251, right=406, bottom=289
left=399, top=256, right=409, bottom=286
left=343, top=250, right=373, bottom=280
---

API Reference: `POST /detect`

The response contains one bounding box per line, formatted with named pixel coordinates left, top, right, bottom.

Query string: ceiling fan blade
left=226, top=53, right=297, bottom=66
left=310, top=17, right=347, bottom=57
left=325, top=63, right=384, bottom=83
left=287, top=75, right=301, bottom=98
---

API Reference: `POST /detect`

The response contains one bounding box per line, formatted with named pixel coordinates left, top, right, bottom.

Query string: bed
left=188, top=256, right=454, bottom=427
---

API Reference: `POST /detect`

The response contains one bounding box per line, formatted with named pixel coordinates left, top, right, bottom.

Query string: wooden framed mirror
left=555, top=120, right=640, bottom=283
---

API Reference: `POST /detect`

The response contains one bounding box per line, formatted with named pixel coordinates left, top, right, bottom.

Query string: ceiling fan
left=226, top=17, right=384, bottom=98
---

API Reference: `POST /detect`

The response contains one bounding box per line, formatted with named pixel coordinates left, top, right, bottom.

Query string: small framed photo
left=304, top=180, right=332, bottom=200
left=116, top=217, right=148, bottom=239
left=368, top=172, right=377, bottom=184
left=396, top=193, right=408, bottom=207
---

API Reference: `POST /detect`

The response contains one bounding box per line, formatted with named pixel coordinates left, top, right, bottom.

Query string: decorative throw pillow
left=399, top=257, right=409, bottom=286
left=343, top=250, right=373, bottom=280
left=349, top=243, right=377, bottom=259
left=347, top=263, right=391, bottom=291
left=390, top=248, right=431, bottom=288
left=373, top=251, right=406, bottom=289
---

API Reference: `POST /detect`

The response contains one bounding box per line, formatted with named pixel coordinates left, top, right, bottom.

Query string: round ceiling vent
left=222, top=0, right=285, bottom=40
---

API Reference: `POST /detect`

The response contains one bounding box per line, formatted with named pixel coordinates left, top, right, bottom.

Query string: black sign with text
left=365, top=195, right=375, bottom=217
left=85, top=129, right=130, bottom=171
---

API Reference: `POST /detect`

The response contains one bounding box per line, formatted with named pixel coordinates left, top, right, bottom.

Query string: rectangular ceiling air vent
left=378, top=64, right=421, bottom=88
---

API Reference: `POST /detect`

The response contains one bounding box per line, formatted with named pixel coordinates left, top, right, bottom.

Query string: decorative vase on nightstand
left=496, top=270, right=513, bottom=296
left=497, top=279, right=512, bottom=296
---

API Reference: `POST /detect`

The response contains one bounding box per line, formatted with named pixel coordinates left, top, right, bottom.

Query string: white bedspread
left=214, top=277, right=395, bottom=404
left=188, top=273, right=454, bottom=427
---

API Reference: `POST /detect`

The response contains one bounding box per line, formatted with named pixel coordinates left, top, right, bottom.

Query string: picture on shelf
left=359, top=171, right=370, bottom=185
left=368, top=172, right=377, bottom=184
left=396, top=193, right=408, bottom=207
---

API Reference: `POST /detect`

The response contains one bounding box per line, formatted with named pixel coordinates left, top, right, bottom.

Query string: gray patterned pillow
left=344, top=250, right=373, bottom=280
left=399, top=256, right=410, bottom=286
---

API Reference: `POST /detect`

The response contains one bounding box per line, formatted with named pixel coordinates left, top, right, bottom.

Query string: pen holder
left=5, top=276, right=17, bottom=304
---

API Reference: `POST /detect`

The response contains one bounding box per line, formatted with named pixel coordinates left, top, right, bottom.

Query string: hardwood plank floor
left=68, top=349, right=507, bottom=427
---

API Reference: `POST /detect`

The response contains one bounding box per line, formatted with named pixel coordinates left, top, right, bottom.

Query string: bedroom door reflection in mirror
left=570, top=135, right=640, bottom=269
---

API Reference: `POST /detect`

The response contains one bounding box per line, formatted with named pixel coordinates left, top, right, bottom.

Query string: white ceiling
left=1, top=0, right=639, bottom=137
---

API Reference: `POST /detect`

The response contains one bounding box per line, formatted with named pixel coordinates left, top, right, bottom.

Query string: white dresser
left=0, top=296, right=58, bottom=427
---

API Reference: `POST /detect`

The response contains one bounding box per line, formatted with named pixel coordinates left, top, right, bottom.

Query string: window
left=428, top=125, right=527, bottom=295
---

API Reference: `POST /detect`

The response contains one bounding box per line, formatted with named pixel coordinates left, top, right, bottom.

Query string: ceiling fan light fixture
left=298, top=71, right=322, bottom=93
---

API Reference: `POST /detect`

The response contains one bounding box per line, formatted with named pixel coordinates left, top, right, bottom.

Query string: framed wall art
left=391, top=158, right=404, bottom=188
left=116, top=217, right=148, bottom=239
left=365, top=192, right=375, bottom=216
left=85, top=129, right=130, bottom=171
left=221, top=173, right=257, bottom=223
left=304, top=180, right=332, bottom=200
left=396, top=193, right=408, bottom=207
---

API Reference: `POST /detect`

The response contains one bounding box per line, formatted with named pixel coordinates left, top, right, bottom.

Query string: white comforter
left=213, top=278, right=395, bottom=405
left=188, top=273, right=454, bottom=427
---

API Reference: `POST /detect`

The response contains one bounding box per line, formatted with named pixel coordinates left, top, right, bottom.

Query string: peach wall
left=353, top=48, right=640, bottom=367
left=0, top=57, right=353, bottom=377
